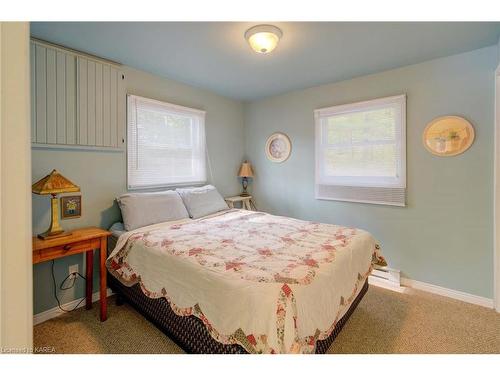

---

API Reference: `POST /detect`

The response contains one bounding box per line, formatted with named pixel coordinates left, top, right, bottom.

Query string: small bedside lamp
left=238, top=161, right=254, bottom=197
left=32, top=169, right=80, bottom=239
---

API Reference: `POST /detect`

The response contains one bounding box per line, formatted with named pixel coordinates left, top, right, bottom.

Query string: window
left=315, top=95, right=406, bottom=206
left=127, top=95, right=206, bottom=189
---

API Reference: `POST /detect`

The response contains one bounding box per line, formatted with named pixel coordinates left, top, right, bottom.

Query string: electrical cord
left=51, top=260, right=87, bottom=313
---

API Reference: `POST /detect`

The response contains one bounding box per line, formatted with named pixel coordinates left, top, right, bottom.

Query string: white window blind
left=314, top=95, right=406, bottom=206
left=127, top=95, right=206, bottom=189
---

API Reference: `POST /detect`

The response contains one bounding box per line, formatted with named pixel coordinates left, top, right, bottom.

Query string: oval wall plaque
left=423, top=116, right=475, bottom=157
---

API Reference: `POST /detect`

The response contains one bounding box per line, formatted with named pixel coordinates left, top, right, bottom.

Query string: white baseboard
left=34, top=288, right=113, bottom=326
left=398, top=277, right=494, bottom=309
left=370, top=275, right=494, bottom=309
left=368, top=275, right=407, bottom=293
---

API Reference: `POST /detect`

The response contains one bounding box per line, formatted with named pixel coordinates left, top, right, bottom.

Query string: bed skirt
left=108, top=272, right=368, bottom=354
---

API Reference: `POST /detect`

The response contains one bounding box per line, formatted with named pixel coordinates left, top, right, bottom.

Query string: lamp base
left=240, top=176, right=250, bottom=197
left=37, top=196, right=71, bottom=240
left=37, top=230, right=72, bottom=240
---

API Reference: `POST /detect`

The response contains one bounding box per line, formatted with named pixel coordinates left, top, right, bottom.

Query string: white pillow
left=176, top=185, right=229, bottom=219
left=117, top=191, right=189, bottom=231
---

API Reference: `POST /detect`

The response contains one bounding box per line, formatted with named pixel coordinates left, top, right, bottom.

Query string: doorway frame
left=0, top=22, right=33, bottom=350
left=494, top=61, right=500, bottom=312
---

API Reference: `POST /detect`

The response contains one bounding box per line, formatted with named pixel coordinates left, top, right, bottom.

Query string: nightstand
left=225, top=195, right=256, bottom=210
left=33, top=227, right=111, bottom=321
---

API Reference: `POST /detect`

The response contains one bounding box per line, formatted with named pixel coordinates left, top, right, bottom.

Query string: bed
left=107, top=208, right=385, bottom=354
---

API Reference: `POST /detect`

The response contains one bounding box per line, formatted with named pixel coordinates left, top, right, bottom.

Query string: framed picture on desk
left=61, top=195, right=82, bottom=219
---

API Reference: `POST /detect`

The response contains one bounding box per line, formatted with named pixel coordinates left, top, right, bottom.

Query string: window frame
left=314, top=94, right=406, bottom=205
left=126, top=94, right=207, bottom=190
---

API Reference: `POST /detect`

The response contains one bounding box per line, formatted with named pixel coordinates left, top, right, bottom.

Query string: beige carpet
left=34, top=285, right=500, bottom=354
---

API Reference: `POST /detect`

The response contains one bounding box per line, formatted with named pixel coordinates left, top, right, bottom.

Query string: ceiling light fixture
left=245, top=25, right=282, bottom=54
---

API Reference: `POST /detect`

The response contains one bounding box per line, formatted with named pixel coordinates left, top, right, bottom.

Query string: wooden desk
left=33, top=227, right=111, bottom=321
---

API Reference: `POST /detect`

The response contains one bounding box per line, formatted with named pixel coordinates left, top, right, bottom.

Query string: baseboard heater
left=369, top=265, right=402, bottom=289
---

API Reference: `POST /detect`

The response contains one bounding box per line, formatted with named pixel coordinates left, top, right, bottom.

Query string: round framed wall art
left=265, top=132, right=292, bottom=163
left=423, top=116, right=475, bottom=157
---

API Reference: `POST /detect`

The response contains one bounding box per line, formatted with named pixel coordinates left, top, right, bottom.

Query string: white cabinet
left=30, top=39, right=125, bottom=150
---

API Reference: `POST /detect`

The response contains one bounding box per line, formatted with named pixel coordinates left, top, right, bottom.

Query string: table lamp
left=32, top=169, right=80, bottom=239
left=238, top=161, right=254, bottom=197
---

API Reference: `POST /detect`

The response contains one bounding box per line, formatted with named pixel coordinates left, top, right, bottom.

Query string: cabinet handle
left=63, top=245, right=72, bottom=251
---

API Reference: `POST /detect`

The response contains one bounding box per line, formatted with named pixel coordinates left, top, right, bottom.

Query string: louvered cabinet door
left=31, top=41, right=77, bottom=146
left=30, top=39, right=124, bottom=150
left=77, top=56, right=122, bottom=148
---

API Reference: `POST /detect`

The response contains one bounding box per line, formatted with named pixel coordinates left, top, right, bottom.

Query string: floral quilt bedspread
left=107, top=209, right=385, bottom=353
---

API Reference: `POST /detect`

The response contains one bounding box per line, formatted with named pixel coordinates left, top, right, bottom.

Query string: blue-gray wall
left=33, top=44, right=499, bottom=315
left=32, top=66, right=245, bottom=314
left=244, top=46, right=498, bottom=298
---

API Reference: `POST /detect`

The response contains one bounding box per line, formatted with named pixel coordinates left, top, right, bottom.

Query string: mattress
left=107, top=209, right=385, bottom=353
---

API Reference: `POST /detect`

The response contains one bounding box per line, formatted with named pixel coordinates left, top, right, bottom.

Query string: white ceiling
left=31, top=22, right=500, bottom=101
